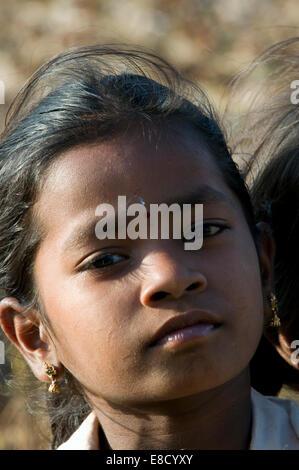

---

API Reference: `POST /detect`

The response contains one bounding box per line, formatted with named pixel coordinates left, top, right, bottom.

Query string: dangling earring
left=44, top=362, right=60, bottom=393
left=268, top=292, right=281, bottom=328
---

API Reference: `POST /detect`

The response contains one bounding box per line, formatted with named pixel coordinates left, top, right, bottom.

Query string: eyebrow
left=163, top=184, right=233, bottom=207
left=63, top=184, right=234, bottom=253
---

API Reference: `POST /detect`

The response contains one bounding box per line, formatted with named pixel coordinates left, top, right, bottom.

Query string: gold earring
left=44, top=362, right=60, bottom=393
left=268, top=292, right=281, bottom=328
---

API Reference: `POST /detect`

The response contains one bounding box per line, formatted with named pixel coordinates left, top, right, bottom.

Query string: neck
left=89, top=369, right=252, bottom=450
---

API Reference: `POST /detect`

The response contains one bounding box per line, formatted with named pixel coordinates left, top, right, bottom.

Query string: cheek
left=218, top=231, right=264, bottom=351
left=203, top=226, right=264, bottom=327
left=215, top=225, right=263, bottom=306
left=35, top=267, right=141, bottom=393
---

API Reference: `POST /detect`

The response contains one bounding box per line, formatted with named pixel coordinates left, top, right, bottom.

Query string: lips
left=149, top=309, right=222, bottom=347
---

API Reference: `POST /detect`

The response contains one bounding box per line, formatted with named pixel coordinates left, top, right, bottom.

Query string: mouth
left=148, top=309, right=222, bottom=349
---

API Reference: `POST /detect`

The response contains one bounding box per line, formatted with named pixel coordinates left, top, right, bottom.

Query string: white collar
left=249, top=387, right=299, bottom=449
left=57, top=388, right=299, bottom=450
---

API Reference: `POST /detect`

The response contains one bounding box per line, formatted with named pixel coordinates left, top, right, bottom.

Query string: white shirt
left=249, top=388, right=299, bottom=449
left=57, top=387, right=299, bottom=450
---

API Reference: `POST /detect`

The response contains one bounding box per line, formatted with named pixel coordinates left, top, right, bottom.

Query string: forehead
left=34, top=125, right=241, bottom=237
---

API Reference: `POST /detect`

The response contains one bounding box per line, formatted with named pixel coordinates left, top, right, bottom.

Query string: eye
left=203, top=223, right=228, bottom=237
left=182, top=222, right=229, bottom=244
left=80, top=253, right=128, bottom=272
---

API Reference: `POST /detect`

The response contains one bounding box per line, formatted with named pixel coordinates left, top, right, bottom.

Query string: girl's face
left=33, top=123, right=266, bottom=406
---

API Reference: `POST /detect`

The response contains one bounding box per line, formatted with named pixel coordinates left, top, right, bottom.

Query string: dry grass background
left=0, top=396, right=51, bottom=450
left=0, top=0, right=299, bottom=450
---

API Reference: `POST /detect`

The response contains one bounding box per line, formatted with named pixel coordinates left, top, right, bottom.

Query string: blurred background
left=0, top=0, right=299, bottom=450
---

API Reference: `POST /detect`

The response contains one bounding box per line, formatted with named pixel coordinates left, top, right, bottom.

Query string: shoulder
left=250, top=387, right=299, bottom=450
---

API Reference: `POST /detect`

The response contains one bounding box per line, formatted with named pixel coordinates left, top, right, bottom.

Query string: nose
left=140, top=250, right=207, bottom=307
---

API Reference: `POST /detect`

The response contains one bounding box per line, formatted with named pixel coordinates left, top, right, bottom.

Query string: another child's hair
left=225, top=37, right=299, bottom=398
left=0, top=44, right=280, bottom=448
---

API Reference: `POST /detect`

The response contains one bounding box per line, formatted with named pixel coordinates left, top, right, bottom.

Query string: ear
left=274, top=332, right=299, bottom=369
left=255, top=223, right=299, bottom=370
left=267, top=314, right=299, bottom=369
left=255, top=222, right=277, bottom=337
left=0, top=297, right=63, bottom=383
left=255, top=221, right=276, bottom=304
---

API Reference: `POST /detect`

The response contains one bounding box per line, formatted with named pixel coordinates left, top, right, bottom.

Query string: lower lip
left=153, top=323, right=220, bottom=349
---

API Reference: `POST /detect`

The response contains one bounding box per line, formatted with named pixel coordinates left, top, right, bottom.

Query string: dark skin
left=0, top=122, right=275, bottom=449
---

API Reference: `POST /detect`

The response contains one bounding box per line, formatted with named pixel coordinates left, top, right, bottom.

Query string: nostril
left=151, top=291, right=169, bottom=301
left=150, top=283, right=201, bottom=301
left=186, top=282, right=200, bottom=291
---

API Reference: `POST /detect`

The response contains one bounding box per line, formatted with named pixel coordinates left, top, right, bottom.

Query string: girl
left=225, top=37, right=299, bottom=397
left=0, top=45, right=298, bottom=450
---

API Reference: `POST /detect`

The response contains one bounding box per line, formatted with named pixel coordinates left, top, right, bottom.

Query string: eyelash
left=80, top=223, right=229, bottom=272
left=202, top=222, right=229, bottom=237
